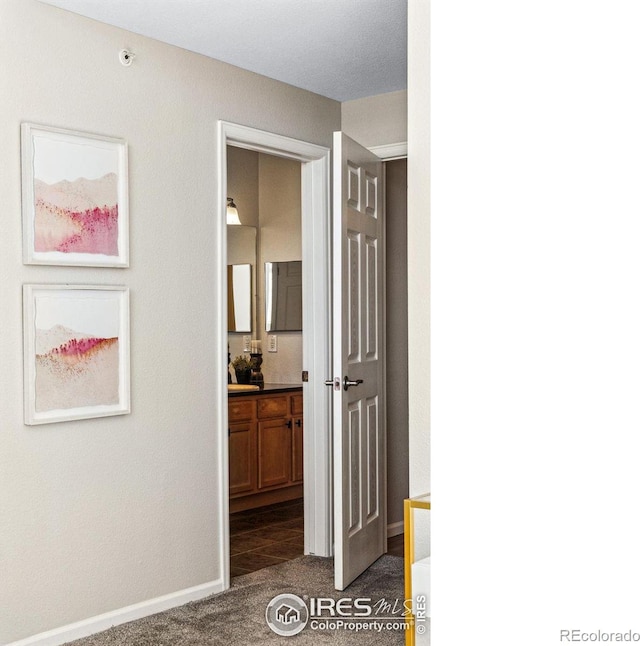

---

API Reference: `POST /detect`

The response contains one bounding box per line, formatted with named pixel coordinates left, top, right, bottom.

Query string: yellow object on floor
left=404, top=493, right=431, bottom=646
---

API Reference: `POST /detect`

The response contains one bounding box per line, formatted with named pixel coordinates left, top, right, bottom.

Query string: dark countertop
left=227, top=383, right=303, bottom=397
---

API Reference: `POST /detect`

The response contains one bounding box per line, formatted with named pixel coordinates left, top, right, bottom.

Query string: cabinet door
left=292, top=416, right=304, bottom=483
left=258, top=418, right=291, bottom=489
left=291, top=393, right=303, bottom=416
left=229, top=421, right=256, bottom=496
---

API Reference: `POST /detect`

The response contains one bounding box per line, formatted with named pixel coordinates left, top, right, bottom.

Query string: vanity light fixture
left=226, top=197, right=241, bottom=225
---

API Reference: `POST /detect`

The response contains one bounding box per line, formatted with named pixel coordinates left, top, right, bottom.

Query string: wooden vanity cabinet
left=258, top=415, right=291, bottom=488
left=228, top=399, right=257, bottom=496
left=229, top=421, right=256, bottom=495
left=291, top=393, right=304, bottom=483
left=228, top=388, right=303, bottom=512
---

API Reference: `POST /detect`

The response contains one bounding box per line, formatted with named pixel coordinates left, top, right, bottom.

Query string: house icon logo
left=265, top=593, right=309, bottom=636
left=276, top=603, right=301, bottom=625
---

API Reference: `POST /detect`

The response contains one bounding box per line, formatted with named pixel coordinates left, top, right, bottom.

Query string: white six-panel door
left=332, top=132, right=386, bottom=590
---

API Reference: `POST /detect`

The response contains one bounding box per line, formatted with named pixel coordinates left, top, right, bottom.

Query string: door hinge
left=302, top=370, right=309, bottom=382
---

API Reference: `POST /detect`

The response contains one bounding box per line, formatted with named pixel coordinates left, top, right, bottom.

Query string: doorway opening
left=226, top=147, right=305, bottom=576
left=217, top=121, right=332, bottom=591
left=217, top=121, right=408, bottom=590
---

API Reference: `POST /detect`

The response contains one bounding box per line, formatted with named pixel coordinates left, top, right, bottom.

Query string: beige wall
left=227, top=147, right=260, bottom=229
left=0, top=1, right=339, bottom=642
left=226, top=150, right=303, bottom=383
left=385, top=159, right=410, bottom=528
left=341, top=90, right=408, bottom=148
left=408, top=0, right=430, bottom=559
left=227, top=147, right=259, bottom=364
left=257, top=154, right=303, bottom=384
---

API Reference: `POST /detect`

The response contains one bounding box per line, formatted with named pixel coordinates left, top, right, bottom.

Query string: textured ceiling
left=41, top=0, right=407, bottom=102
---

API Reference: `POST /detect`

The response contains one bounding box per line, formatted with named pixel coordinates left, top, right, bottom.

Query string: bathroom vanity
left=228, top=384, right=303, bottom=512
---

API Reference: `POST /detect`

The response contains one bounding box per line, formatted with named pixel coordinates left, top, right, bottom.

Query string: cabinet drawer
left=291, top=393, right=303, bottom=416
left=229, top=399, right=256, bottom=422
left=257, top=396, right=288, bottom=419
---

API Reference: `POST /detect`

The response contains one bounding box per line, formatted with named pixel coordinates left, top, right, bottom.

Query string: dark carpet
left=68, top=555, right=409, bottom=645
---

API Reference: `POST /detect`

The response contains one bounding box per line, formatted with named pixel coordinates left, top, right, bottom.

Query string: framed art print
left=23, top=285, right=130, bottom=425
left=21, top=123, right=129, bottom=267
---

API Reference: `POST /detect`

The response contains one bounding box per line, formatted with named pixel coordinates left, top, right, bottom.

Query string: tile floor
left=230, top=498, right=404, bottom=577
left=230, top=499, right=305, bottom=577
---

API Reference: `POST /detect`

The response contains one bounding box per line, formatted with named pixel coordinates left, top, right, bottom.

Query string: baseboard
left=6, top=577, right=226, bottom=646
left=387, top=520, right=404, bottom=538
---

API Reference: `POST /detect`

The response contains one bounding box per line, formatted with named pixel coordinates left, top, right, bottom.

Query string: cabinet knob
left=295, top=419, right=302, bottom=427
left=286, top=420, right=292, bottom=429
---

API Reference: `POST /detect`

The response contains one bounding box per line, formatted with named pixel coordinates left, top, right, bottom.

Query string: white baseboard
left=387, top=521, right=404, bottom=538
left=6, top=578, right=226, bottom=646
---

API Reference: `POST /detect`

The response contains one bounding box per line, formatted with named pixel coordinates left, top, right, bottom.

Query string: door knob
left=343, top=376, right=364, bottom=391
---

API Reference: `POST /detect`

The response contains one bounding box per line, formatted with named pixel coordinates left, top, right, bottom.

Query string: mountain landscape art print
left=24, top=286, right=130, bottom=425
left=22, top=124, right=128, bottom=266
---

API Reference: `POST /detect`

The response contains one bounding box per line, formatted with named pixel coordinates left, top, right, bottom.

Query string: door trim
left=217, top=121, right=332, bottom=590
left=368, top=142, right=408, bottom=161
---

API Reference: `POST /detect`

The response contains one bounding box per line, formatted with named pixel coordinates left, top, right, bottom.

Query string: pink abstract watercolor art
left=34, top=324, right=120, bottom=412
left=33, top=173, right=119, bottom=256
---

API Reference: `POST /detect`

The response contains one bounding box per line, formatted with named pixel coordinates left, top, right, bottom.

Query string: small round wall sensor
left=119, top=49, right=134, bottom=66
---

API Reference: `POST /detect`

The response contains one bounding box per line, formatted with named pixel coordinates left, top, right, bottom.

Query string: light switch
left=268, top=335, right=278, bottom=352
left=243, top=335, right=251, bottom=352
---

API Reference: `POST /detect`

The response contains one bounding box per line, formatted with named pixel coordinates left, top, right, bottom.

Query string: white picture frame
left=21, top=123, right=129, bottom=267
left=23, top=285, right=131, bottom=425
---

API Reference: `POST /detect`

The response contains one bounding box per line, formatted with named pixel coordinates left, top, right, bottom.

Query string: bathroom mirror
left=265, top=260, right=302, bottom=332
left=227, top=264, right=252, bottom=333
left=227, top=226, right=257, bottom=333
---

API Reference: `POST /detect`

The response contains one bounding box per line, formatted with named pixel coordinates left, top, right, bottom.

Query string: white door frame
left=217, top=121, right=332, bottom=590
left=369, top=142, right=408, bottom=161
